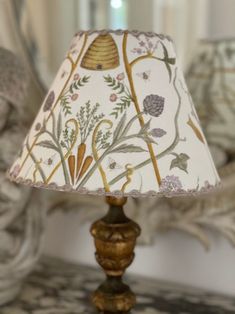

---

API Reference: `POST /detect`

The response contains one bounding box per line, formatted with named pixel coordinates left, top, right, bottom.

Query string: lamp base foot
left=92, top=276, right=136, bottom=313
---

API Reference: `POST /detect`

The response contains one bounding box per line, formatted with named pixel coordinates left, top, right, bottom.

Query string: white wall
left=44, top=210, right=235, bottom=296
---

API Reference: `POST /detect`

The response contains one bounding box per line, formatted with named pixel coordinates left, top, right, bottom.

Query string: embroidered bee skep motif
left=81, top=34, right=119, bottom=71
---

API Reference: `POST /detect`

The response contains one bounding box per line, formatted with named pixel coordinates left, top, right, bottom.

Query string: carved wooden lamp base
left=90, top=196, right=141, bottom=313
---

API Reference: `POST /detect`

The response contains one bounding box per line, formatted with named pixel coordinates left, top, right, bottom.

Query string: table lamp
left=186, top=38, right=235, bottom=162
left=8, top=30, right=220, bottom=313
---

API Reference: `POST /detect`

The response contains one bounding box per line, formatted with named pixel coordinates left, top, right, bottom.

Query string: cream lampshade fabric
left=8, top=30, right=220, bottom=197
left=186, top=38, right=235, bottom=155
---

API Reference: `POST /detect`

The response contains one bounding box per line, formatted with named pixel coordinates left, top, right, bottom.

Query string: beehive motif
left=81, top=34, right=119, bottom=70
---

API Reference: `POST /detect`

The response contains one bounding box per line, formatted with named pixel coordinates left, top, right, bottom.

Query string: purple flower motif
left=139, top=41, right=145, bottom=47
left=132, top=48, right=143, bottom=55
left=159, top=175, right=183, bottom=193
left=43, top=91, right=55, bottom=112
left=74, top=73, right=80, bottom=80
left=143, top=94, right=165, bottom=117
left=71, top=93, right=79, bottom=101
left=11, top=164, right=21, bottom=178
left=116, top=72, right=125, bottom=81
left=150, top=128, right=166, bottom=138
left=110, top=93, right=118, bottom=102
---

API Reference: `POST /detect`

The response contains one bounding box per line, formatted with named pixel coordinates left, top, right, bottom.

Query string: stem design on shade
left=121, top=164, right=134, bottom=192
left=77, top=113, right=149, bottom=189
left=46, top=118, right=79, bottom=184
left=122, top=32, right=162, bottom=186
left=19, top=33, right=88, bottom=173
left=92, top=120, right=113, bottom=192
left=26, top=139, right=46, bottom=183
left=108, top=68, right=182, bottom=187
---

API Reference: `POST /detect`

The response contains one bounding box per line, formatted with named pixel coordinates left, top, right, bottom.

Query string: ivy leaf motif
left=170, top=153, right=190, bottom=173
left=36, top=140, right=59, bottom=152
left=110, top=144, right=147, bottom=154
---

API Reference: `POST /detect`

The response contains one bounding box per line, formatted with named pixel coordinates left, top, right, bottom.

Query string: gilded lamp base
left=90, top=196, right=141, bottom=313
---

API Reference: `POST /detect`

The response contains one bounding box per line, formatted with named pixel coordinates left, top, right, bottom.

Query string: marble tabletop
left=1, top=257, right=235, bottom=314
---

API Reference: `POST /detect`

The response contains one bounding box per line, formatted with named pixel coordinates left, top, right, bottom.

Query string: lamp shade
left=186, top=38, right=235, bottom=155
left=8, top=30, right=220, bottom=197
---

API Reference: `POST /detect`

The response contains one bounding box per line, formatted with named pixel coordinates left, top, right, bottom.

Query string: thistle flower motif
left=159, top=175, right=182, bottom=193
left=43, top=91, right=55, bottom=112
left=143, top=94, right=165, bottom=117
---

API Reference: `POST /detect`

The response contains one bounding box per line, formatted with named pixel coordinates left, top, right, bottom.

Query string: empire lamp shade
left=8, top=30, right=220, bottom=197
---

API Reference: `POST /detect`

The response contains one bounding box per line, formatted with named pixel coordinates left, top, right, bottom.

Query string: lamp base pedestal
left=90, top=196, right=141, bottom=313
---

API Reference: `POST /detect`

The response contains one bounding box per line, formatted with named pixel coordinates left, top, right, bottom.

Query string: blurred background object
left=186, top=39, right=235, bottom=167
left=0, top=0, right=235, bottom=300
left=0, top=47, right=45, bottom=305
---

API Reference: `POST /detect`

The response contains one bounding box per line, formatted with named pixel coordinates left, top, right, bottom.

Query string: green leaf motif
left=110, top=99, right=132, bottom=119
left=139, top=119, right=151, bottom=135
left=110, top=144, right=147, bottom=154
left=121, top=113, right=143, bottom=138
left=104, top=75, right=133, bottom=119
left=60, top=96, right=71, bottom=116
left=103, top=75, right=125, bottom=94
left=113, top=113, right=127, bottom=141
left=57, top=112, right=62, bottom=140
left=170, top=153, right=190, bottom=173
left=69, top=76, right=90, bottom=94
left=95, top=129, right=112, bottom=151
left=77, top=101, right=104, bottom=143
left=137, top=134, right=157, bottom=144
left=36, top=140, right=59, bottom=152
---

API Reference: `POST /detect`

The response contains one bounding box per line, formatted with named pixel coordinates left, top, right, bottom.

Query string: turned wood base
left=90, top=196, right=141, bottom=313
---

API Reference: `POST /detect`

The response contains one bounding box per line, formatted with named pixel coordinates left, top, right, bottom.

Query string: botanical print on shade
left=8, top=30, right=220, bottom=197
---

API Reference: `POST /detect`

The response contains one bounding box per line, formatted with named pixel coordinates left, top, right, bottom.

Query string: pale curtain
left=0, top=0, right=210, bottom=81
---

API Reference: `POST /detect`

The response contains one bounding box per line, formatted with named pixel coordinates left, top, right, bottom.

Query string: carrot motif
left=76, top=143, right=86, bottom=177
left=68, top=155, right=75, bottom=184
left=78, top=156, right=93, bottom=180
